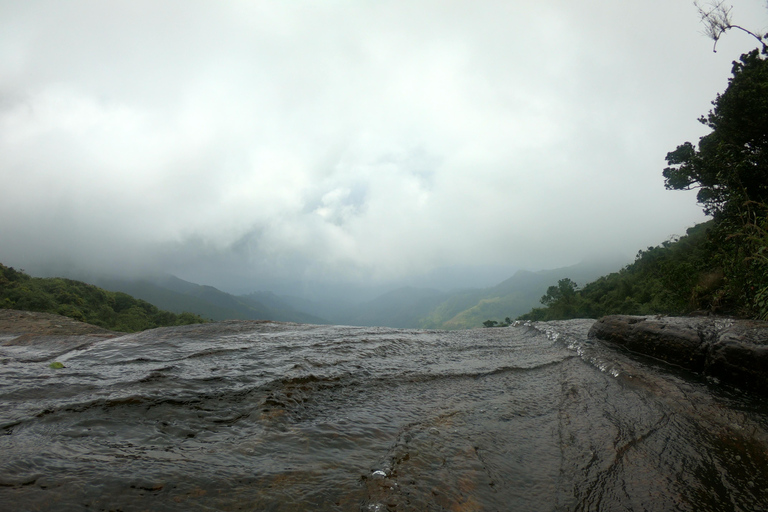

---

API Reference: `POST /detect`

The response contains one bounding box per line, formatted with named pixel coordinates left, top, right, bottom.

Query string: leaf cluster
left=0, top=264, right=207, bottom=332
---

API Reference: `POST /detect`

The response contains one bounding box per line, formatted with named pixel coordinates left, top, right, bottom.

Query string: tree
left=663, top=17, right=768, bottom=317
left=663, top=49, right=768, bottom=221
left=540, top=278, right=579, bottom=307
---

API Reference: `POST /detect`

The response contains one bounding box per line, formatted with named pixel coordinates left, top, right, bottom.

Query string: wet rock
left=707, top=325, right=768, bottom=392
left=587, top=316, right=708, bottom=371
left=589, top=315, right=768, bottom=394
left=0, top=310, right=117, bottom=339
left=0, top=311, right=119, bottom=362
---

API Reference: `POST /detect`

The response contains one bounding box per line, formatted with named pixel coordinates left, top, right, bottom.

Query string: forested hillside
left=262, top=257, right=624, bottom=329
left=0, top=264, right=206, bottom=332
left=518, top=222, right=720, bottom=320
left=417, top=257, right=626, bottom=329
left=513, top=47, right=768, bottom=323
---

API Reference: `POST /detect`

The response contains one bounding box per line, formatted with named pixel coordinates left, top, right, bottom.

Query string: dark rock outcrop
left=589, top=315, right=768, bottom=394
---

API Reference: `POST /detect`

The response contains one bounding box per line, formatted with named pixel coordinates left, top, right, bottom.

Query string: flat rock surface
left=0, top=309, right=117, bottom=337
left=0, top=309, right=118, bottom=354
left=589, top=315, right=768, bottom=393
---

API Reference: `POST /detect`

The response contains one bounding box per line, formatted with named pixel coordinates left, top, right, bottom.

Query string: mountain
left=274, top=256, right=629, bottom=330
left=417, top=256, right=630, bottom=329
left=92, top=275, right=327, bottom=324
left=238, top=291, right=328, bottom=324
left=0, top=263, right=206, bottom=332
left=55, top=255, right=628, bottom=330
left=344, top=287, right=448, bottom=328
left=271, top=293, right=359, bottom=325
left=516, top=222, right=744, bottom=321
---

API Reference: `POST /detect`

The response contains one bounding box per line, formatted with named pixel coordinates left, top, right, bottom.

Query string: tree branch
left=694, top=0, right=767, bottom=52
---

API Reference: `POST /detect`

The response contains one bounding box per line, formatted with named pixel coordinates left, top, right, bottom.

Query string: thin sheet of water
left=1, top=320, right=767, bottom=511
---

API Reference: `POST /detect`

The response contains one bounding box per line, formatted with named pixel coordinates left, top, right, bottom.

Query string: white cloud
left=1, top=0, right=765, bottom=291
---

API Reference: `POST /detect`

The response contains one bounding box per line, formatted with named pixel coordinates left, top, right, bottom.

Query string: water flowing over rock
left=588, top=315, right=768, bottom=394
left=2, top=312, right=768, bottom=510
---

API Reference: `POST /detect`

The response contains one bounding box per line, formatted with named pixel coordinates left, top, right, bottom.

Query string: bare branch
left=695, top=0, right=732, bottom=47
left=694, top=0, right=767, bottom=52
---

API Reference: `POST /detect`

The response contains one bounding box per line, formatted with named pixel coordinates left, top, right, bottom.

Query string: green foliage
left=663, top=49, right=768, bottom=219
left=515, top=223, right=723, bottom=321
left=662, top=48, right=768, bottom=319
left=515, top=217, right=767, bottom=322
left=511, top=49, right=768, bottom=323
left=0, top=263, right=207, bottom=332
left=756, top=285, right=768, bottom=320
left=537, top=278, right=581, bottom=319
left=482, top=317, right=512, bottom=328
left=419, top=290, right=488, bottom=329
left=739, top=201, right=768, bottom=319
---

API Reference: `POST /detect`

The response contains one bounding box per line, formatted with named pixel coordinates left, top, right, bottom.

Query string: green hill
left=273, top=256, right=626, bottom=330
left=0, top=264, right=206, bottom=332
left=417, top=289, right=488, bottom=329
left=513, top=48, right=768, bottom=323
left=417, top=257, right=628, bottom=329
left=92, top=275, right=327, bottom=324
left=514, top=221, right=764, bottom=321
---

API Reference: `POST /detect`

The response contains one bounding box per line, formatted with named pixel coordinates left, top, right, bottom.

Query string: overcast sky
left=1, top=1, right=767, bottom=294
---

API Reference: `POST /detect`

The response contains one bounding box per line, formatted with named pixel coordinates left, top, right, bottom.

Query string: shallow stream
left=1, top=319, right=767, bottom=511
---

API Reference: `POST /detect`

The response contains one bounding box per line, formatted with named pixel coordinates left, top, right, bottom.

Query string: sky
left=1, top=0, right=767, bottom=296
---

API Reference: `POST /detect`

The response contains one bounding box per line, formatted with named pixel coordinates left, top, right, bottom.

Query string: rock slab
left=589, top=315, right=768, bottom=394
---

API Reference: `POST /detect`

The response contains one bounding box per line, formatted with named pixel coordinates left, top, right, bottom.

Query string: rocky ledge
left=0, top=309, right=117, bottom=338
left=589, top=315, right=768, bottom=394
left=0, top=309, right=118, bottom=360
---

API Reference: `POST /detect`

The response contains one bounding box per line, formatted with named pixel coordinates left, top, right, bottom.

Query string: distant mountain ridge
left=0, top=264, right=206, bottom=333
left=68, top=256, right=628, bottom=329
left=272, top=256, right=629, bottom=329
left=417, top=256, right=629, bottom=329
left=92, top=275, right=328, bottom=325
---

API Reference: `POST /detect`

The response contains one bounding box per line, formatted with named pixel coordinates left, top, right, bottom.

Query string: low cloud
left=2, top=0, right=764, bottom=293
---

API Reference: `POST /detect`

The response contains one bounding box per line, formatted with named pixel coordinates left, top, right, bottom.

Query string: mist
left=2, top=0, right=766, bottom=296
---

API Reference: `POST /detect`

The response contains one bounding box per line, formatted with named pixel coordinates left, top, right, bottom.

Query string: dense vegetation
left=518, top=222, right=721, bottom=321
left=0, top=263, right=206, bottom=332
left=507, top=47, right=768, bottom=324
